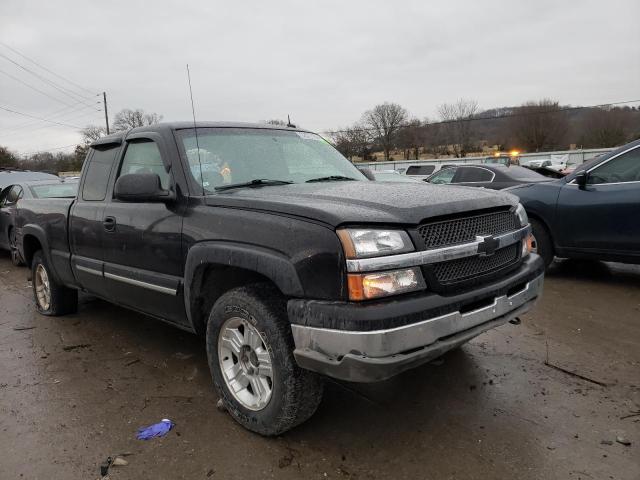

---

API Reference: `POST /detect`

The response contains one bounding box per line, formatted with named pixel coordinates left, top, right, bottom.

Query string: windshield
left=29, top=182, right=78, bottom=198
left=177, top=128, right=366, bottom=192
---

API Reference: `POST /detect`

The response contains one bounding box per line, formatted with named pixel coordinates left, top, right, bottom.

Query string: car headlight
left=515, top=203, right=529, bottom=227
left=347, top=268, right=425, bottom=301
left=337, top=228, right=414, bottom=258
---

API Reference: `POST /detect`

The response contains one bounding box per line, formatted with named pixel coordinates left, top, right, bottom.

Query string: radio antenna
left=186, top=64, right=204, bottom=195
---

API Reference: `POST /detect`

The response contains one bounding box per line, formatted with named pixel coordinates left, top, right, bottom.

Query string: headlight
left=515, top=203, right=529, bottom=227
left=337, top=228, right=414, bottom=258
left=348, top=268, right=425, bottom=300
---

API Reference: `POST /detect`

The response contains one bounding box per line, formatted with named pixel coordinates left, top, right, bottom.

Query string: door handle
left=103, top=216, right=116, bottom=232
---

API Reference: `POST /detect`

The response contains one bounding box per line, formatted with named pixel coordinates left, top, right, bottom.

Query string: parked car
left=372, top=170, right=422, bottom=182
left=506, top=139, right=640, bottom=267
left=425, top=164, right=550, bottom=190
left=0, top=169, right=59, bottom=190
left=403, top=163, right=437, bottom=180
left=482, top=154, right=520, bottom=167
left=0, top=179, right=78, bottom=265
left=17, top=122, right=543, bottom=435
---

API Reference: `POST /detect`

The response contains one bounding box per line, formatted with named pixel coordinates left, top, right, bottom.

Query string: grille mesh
left=418, top=210, right=518, bottom=249
left=431, top=244, right=519, bottom=284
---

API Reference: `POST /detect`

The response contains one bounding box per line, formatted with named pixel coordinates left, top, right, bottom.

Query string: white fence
left=357, top=147, right=614, bottom=171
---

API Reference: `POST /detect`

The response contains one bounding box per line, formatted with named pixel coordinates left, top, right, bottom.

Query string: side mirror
left=114, top=173, right=174, bottom=202
left=574, top=171, right=588, bottom=190
left=359, top=167, right=376, bottom=181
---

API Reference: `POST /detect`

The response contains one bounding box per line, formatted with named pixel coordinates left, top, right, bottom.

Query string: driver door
left=555, top=144, right=640, bottom=255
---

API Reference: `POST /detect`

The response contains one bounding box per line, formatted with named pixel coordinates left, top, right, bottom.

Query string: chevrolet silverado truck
left=17, top=122, right=544, bottom=435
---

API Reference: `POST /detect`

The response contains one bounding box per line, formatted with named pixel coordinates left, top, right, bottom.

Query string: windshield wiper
left=215, top=179, right=293, bottom=191
left=306, top=175, right=357, bottom=183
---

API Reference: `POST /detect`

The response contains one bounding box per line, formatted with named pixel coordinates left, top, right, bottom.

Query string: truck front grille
left=417, top=210, right=518, bottom=249
left=418, top=209, right=521, bottom=289
left=431, top=244, right=519, bottom=284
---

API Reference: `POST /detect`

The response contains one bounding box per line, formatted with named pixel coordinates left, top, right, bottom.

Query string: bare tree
left=437, top=99, right=479, bottom=157
left=264, top=119, right=287, bottom=126
left=579, top=108, right=630, bottom=148
left=362, top=102, right=408, bottom=161
left=0, top=145, right=19, bottom=168
left=396, top=119, right=422, bottom=160
left=112, top=108, right=163, bottom=132
left=509, top=99, right=568, bottom=152
left=80, top=125, right=107, bottom=144
left=421, top=119, right=448, bottom=158
left=333, top=124, right=371, bottom=161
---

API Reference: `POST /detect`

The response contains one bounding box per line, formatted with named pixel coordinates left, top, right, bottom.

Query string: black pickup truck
left=17, top=122, right=544, bottom=435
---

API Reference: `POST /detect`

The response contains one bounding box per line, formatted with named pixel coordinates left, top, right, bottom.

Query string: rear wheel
left=206, top=283, right=324, bottom=436
left=8, top=228, right=24, bottom=266
left=529, top=219, right=554, bottom=268
left=31, top=250, right=78, bottom=316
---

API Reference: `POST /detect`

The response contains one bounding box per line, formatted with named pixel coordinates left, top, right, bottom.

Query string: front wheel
left=206, top=284, right=324, bottom=436
left=529, top=219, right=554, bottom=268
left=31, top=250, right=78, bottom=316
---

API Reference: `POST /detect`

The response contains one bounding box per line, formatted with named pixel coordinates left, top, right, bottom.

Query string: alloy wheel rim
left=9, top=230, right=19, bottom=263
left=218, top=317, right=273, bottom=411
left=34, top=264, right=51, bottom=311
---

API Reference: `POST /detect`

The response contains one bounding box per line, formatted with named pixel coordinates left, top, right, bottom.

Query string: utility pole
left=103, top=91, right=110, bottom=134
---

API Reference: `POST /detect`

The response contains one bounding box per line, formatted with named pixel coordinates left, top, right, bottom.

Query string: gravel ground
left=0, top=254, right=638, bottom=479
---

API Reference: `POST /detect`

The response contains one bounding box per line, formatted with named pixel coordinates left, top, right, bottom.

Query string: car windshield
left=177, top=128, right=366, bottom=192
left=29, top=182, right=78, bottom=198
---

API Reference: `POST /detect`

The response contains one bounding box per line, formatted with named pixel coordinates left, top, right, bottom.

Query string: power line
left=0, top=68, right=75, bottom=107
left=0, top=52, right=97, bottom=106
left=20, top=143, right=79, bottom=156
left=0, top=100, right=101, bottom=134
left=322, top=99, right=640, bottom=136
left=0, top=41, right=96, bottom=96
left=0, top=110, right=103, bottom=142
left=0, top=105, right=83, bottom=129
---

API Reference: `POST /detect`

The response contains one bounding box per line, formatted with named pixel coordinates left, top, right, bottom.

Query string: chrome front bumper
left=292, top=272, right=544, bottom=382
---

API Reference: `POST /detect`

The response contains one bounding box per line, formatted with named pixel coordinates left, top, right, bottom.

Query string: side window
left=588, top=147, right=640, bottom=185
left=118, top=140, right=170, bottom=189
left=82, top=146, right=120, bottom=201
left=455, top=167, right=493, bottom=183
left=5, top=185, right=23, bottom=204
left=429, top=167, right=457, bottom=184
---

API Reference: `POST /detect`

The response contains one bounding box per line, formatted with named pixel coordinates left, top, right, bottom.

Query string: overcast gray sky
left=1, top=0, right=638, bottom=154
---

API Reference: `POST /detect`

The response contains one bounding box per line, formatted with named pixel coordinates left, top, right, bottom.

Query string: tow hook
left=509, top=317, right=521, bottom=325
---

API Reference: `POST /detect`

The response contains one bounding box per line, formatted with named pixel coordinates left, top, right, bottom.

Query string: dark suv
left=506, top=139, right=640, bottom=267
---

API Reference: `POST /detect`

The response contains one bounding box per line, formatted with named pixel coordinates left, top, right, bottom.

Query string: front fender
left=183, top=241, right=305, bottom=327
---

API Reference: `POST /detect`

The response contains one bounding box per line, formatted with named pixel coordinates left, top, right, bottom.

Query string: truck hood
left=204, top=181, right=518, bottom=227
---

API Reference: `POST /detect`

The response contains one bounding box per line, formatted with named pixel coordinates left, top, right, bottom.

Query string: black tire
left=530, top=218, right=554, bottom=268
left=31, top=250, right=78, bottom=316
left=206, top=283, right=324, bottom=436
left=8, top=228, right=24, bottom=267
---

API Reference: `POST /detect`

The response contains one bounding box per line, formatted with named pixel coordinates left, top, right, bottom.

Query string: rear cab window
left=81, top=145, right=120, bottom=201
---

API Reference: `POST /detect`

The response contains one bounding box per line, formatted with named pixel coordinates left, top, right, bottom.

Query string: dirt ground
left=0, top=254, right=638, bottom=480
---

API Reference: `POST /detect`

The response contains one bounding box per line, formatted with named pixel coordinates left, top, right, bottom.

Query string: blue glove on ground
left=136, top=419, right=174, bottom=440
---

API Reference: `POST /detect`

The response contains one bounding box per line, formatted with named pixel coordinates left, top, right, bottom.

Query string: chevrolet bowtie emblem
left=476, top=235, right=499, bottom=256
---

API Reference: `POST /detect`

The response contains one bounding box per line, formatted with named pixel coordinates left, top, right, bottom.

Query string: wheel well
left=22, top=234, right=42, bottom=267
left=528, top=213, right=555, bottom=250
left=189, top=264, right=282, bottom=336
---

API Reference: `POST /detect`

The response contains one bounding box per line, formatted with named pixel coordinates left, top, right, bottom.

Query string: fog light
left=347, top=268, right=425, bottom=301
